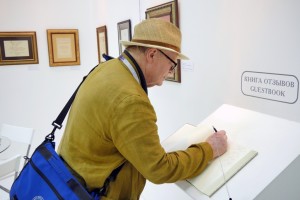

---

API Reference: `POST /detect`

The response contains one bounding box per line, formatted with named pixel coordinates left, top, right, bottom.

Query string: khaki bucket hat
left=120, top=18, right=189, bottom=60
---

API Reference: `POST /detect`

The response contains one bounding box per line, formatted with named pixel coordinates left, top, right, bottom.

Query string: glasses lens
left=171, top=63, right=176, bottom=71
left=158, top=50, right=177, bottom=71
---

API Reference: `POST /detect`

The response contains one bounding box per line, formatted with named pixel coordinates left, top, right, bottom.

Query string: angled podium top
left=174, top=104, right=300, bottom=200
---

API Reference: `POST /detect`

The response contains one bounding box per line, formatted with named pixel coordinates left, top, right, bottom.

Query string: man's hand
left=206, top=130, right=228, bottom=159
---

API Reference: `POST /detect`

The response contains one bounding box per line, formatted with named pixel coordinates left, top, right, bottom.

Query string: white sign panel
left=241, top=71, right=299, bottom=104
left=181, top=61, right=194, bottom=71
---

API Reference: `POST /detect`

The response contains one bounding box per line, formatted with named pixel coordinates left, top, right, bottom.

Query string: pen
left=213, top=126, right=218, bottom=133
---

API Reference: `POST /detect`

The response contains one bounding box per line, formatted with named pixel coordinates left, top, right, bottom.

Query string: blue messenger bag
left=10, top=55, right=123, bottom=200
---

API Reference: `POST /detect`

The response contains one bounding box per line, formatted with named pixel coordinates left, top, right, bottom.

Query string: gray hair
left=125, top=45, right=149, bottom=53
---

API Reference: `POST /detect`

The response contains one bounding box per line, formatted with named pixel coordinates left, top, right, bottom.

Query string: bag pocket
left=10, top=141, right=93, bottom=200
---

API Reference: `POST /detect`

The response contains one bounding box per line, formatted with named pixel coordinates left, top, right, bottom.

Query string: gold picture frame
left=145, top=0, right=181, bottom=83
left=0, top=32, right=39, bottom=66
left=117, top=20, right=132, bottom=55
left=96, top=26, right=108, bottom=63
left=47, top=29, right=80, bottom=67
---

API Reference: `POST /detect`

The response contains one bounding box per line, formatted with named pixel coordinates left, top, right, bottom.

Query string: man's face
left=146, top=49, right=178, bottom=87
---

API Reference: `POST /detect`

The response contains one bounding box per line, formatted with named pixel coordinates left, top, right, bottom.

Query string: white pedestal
left=175, top=104, right=300, bottom=200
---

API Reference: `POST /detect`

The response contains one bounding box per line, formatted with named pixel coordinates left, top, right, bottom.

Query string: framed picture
left=0, top=32, right=39, bottom=65
left=47, top=29, right=80, bottom=67
left=145, top=0, right=181, bottom=83
left=117, top=20, right=132, bottom=54
left=96, top=26, right=108, bottom=63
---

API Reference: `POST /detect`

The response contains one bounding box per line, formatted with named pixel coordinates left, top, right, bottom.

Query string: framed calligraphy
left=47, top=29, right=80, bottom=67
left=96, top=26, right=108, bottom=63
left=117, top=20, right=132, bottom=55
left=0, top=32, right=39, bottom=65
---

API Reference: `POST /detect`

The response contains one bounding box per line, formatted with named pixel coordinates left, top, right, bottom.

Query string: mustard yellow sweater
left=58, top=53, right=213, bottom=200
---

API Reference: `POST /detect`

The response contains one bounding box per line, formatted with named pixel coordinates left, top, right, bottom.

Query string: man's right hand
left=206, top=130, right=228, bottom=159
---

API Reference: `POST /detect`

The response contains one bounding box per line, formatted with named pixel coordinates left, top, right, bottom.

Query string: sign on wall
left=241, top=71, right=299, bottom=104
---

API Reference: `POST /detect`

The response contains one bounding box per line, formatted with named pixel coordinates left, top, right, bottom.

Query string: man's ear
left=145, top=48, right=157, bottom=63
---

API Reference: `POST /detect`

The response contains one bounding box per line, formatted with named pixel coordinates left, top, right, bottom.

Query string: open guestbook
left=161, top=124, right=258, bottom=197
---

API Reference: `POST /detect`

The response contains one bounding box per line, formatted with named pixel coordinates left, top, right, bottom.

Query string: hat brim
left=120, top=40, right=189, bottom=60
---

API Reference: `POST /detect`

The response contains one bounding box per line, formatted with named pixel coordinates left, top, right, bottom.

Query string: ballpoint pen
left=213, top=126, right=218, bottom=133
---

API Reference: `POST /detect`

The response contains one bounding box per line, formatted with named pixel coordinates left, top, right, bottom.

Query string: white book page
left=162, top=123, right=258, bottom=197
left=188, top=140, right=257, bottom=196
left=162, top=124, right=212, bottom=152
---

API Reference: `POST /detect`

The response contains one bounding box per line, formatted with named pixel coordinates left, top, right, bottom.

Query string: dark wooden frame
left=96, top=26, right=108, bottom=63
left=0, top=32, right=39, bottom=65
left=117, top=20, right=132, bottom=55
left=145, top=0, right=181, bottom=83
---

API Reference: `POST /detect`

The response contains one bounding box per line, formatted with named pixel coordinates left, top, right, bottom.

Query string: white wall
left=0, top=0, right=98, bottom=146
left=221, top=0, right=300, bottom=122
left=1, top=0, right=299, bottom=199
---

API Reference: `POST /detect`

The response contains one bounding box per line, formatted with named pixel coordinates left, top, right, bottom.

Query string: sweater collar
left=119, top=50, right=148, bottom=95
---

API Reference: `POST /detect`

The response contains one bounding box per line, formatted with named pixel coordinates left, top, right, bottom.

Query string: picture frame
left=0, top=32, right=39, bottom=65
left=145, top=0, right=181, bottom=83
left=47, top=29, right=80, bottom=67
left=117, top=20, right=132, bottom=55
left=96, top=26, right=108, bottom=63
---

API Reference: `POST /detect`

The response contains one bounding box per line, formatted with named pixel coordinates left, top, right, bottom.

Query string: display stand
left=171, top=104, right=300, bottom=200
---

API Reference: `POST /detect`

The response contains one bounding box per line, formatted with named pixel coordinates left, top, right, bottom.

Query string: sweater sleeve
left=110, top=95, right=213, bottom=184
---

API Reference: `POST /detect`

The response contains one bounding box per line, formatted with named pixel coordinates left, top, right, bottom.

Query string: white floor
left=0, top=190, right=9, bottom=200
left=0, top=176, right=12, bottom=200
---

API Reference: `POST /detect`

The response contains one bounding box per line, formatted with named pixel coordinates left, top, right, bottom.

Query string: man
left=58, top=18, right=227, bottom=200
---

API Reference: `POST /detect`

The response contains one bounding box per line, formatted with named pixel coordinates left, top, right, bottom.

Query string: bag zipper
left=30, top=160, right=64, bottom=200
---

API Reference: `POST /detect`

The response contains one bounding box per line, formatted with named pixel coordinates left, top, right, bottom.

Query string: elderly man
left=58, top=18, right=227, bottom=200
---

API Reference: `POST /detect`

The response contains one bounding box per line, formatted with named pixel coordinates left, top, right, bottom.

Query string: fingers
left=216, top=130, right=226, bottom=135
left=213, top=130, right=227, bottom=141
left=206, top=130, right=228, bottom=158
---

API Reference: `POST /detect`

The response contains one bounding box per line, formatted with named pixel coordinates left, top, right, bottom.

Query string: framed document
left=96, top=26, right=108, bottom=63
left=146, top=0, right=181, bottom=83
left=117, top=20, right=132, bottom=55
left=47, top=29, right=80, bottom=67
left=0, top=32, right=39, bottom=65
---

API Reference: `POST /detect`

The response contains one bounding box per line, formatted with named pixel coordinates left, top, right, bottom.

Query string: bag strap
left=94, top=163, right=124, bottom=197
left=45, top=64, right=98, bottom=141
left=47, top=53, right=116, bottom=138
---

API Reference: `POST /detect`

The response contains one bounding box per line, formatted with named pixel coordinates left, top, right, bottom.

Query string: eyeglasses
left=158, top=49, right=177, bottom=71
